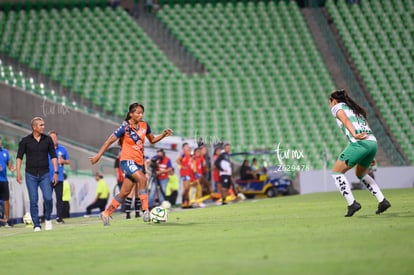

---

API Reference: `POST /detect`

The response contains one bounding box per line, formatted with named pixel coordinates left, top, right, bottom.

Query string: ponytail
left=330, top=90, right=367, bottom=119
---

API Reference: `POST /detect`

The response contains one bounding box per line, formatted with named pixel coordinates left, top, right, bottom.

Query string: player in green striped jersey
left=329, top=90, right=391, bottom=217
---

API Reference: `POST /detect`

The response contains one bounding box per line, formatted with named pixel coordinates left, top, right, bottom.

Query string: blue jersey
left=0, top=148, right=10, bottom=182
left=49, top=144, right=69, bottom=182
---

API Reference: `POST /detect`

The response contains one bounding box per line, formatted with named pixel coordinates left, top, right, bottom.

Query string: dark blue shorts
left=220, top=175, right=232, bottom=189
left=0, top=181, right=10, bottom=200
left=120, top=160, right=144, bottom=178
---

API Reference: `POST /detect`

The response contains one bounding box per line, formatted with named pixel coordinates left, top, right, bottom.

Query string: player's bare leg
left=101, top=177, right=135, bottom=225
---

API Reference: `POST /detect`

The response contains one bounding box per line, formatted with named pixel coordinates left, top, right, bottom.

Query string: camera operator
left=148, top=149, right=173, bottom=208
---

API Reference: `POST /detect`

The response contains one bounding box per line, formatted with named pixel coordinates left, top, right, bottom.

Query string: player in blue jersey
left=47, top=131, right=70, bottom=224
left=0, top=136, right=16, bottom=227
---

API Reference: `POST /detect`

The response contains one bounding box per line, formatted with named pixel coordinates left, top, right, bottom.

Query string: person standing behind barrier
left=176, top=143, right=195, bottom=208
left=149, top=149, right=172, bottom=208
left=16, top=117, right=58, bottom=232
left=47, top=130, right=70, bottom=224
left=62, top=173, right=71, bottom=219
left=89, top=102, right=173, bottom=225
left=215, top=143, right=232, bottom=205
left=211, top=147, right=221, bottom=193
left=85, top=172, right=110, bottom=217
left=166, top=168, right=179, bottom=206
left=124, top=185, right=142, bottom=219
left=201, top=145, right=211, bottom=182
left=194, top=145, right=212, bottom=197
left=0, top=135, right=16, bottom=227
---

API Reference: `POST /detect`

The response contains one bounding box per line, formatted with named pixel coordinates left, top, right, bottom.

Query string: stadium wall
left=7, top=176, right=118, bottom=224
left=299, top=166, right=414, bottom=194
left=0, top=82, right=119, bottom=149
left=0, top=119, right=118, bottom=173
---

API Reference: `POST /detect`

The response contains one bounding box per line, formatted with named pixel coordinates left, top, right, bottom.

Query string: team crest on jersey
left=127, top=126, right=141, bottom=144
left=139, top=128, right=147, bottom=135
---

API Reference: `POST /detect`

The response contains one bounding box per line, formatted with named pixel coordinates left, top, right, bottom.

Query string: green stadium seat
left=326, top=0, right=413, bottom=164
left=3, top=1, right=390, bottom=169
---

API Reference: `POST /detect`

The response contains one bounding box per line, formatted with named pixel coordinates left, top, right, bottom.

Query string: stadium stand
left=0, top=5, right=181, bottom=117
left=156, top=0, right=344, bottom=169
left=326, top=0, right=414, bottom=164
left=0, top=1, right=344, bottom=172
left=0, top=0, right=410, bottom=172
left=0, top=59, right=87, bottom=111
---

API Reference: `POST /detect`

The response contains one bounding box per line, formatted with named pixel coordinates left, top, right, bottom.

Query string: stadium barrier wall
left=8, top=176, right=118, bottom=223
left=0, top=82, right=119, bottom=149
left=299, top=166, right=414, bottom=194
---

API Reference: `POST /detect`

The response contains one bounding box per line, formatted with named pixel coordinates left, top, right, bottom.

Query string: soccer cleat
left=143, top=210, right=150, bottom=222
left=34, top=227, right=41, bottom=232
left=135, top=211, right=141, bottom=218
left=100, top=213, right=111, bottom=226
left=376, top=199, right=391, bottom=215
left=344, top=201, right=361, bottom=217
left=45, top=220, right=53, bottom=230
left=56, top=218, right=64, bottom=224
left=5, top=221, right=13, bottom=227
left=126, top=212, right=131, bottom=219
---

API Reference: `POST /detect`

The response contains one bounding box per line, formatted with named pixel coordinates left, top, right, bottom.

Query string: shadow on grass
left=154, top=222, right=201, bottom=227
left=356, top=211, right=414, bottom=219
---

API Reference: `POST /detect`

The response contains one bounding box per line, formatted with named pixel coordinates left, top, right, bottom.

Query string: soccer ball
left=150, top=206, right=168, bottom=223
left=237, top=193, right=246, bottom=201
left=160, top=200, right=171, bottom=210
left=23, top=212, right=32, bottom=225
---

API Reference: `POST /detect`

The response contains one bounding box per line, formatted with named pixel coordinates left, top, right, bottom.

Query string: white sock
left=332, top=173, right=355, bottom=205
left=360, top=174, right=385, bottom=202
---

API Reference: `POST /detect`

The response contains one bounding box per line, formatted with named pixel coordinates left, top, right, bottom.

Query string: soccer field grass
left=1, top=188, right=413, bottom=275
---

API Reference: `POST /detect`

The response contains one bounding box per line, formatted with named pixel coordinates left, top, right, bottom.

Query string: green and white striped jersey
left=331, top=102, right=376, bottom=143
